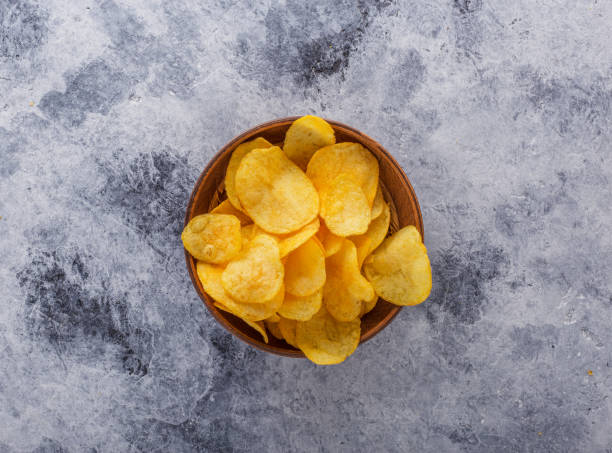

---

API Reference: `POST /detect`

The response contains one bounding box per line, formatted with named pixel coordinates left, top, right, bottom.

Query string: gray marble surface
left=1, top=0, right=611, bottom=451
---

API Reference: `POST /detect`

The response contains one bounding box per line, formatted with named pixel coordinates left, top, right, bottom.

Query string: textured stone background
left=1, top=0, right=611, bottom=451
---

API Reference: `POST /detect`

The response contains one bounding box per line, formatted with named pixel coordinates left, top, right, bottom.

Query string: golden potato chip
left=316, top=222, right=343, bottom=257
left=360, top=291, right=378, bottom=317
left=266, top=313, right=281, bottom=323
left=284, top=238, right=326, bottom=297
left=277, top=217, right=320, bottom=258
left=363, top=225, right=432, bottom=306
left=214, top=302, right=269, bottom=343
left=295, top=307, right=361, bottom=365
left=222, top=234, right=284, bottom=304
left=278, top=288, right=322, bottom=321
left=283, top=115, right=336, bottom=170
left=225, top=137, right=273, bottom=210
left=265, top=320, right=283, bottom=340
left=235, top=146, right=319, bottom=234
left=182, top=214, right=241, bottom=263
left=307, top=142, right=379, bottom=205
left=211, top=199, right=252, bottom=225
left=196, top=261, right=282, bottom=321
left=278, top=317, right=298, bottom=348
left=320, top=173, right=370, bottom=237
left=370, top=185, right=384, bottom=220
left=350, top=201, right=391, bottom=267
left=323, top=239, right=375, bottom=322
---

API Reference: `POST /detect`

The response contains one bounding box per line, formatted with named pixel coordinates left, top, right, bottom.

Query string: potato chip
left=320, top=173, right=370, bottom=237
left=265, top=320, right=284, bottom=340
left=225, top=137, right=273, bottom=210
left=283, top=115, right=336, bottom=170
left=211, top=199, right=252, bottom=225
left=182, top=214, right=241, bottom=263
left=235, top=146, right=319, bottom=234
left=266, top=313, right=281, bottom=323
left=284, top=238, right=326, bottom=297
left=222, top=234, right=284, bottom=304
left=360, top=291, right=378, bottom=317
left=363, top=225, right=432, bottom=306
left=196, top=261, right=282, bottom=321
left=350, top=201, right=391, bottom=267
left=278, top=317, right=298, bottom=348
left=307, top=142, right=379, bottom=205
left=370, top=185, right=384, bottom=220
left=323, top=239, right=375, bottom=322
left=277, top=217, right=320, bottom=258
left=278, top=288, right=322, bottom=321
left=316, top=222, right=343, bottom=257
left=295, top=306, right=361, bottom=365
left=214, top=302, right=269, bottom=343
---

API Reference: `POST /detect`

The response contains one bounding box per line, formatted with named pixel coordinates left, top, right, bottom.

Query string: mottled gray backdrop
left=1, top=0, right=611, bottom=451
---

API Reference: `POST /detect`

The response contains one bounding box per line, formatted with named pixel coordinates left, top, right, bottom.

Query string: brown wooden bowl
left=184, top=117, right=423, bottom=357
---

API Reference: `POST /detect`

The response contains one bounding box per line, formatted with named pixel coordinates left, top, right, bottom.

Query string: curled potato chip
left=265, top=320, right=284, bottom=340
left=225, top=137, right=273, bottom=210
left=211, top=199, right=252, bottom=225
left=295, top=307, right=361, bottom=365
left=284, top=238, right=326, bottom=297
left=370, top=185, right=384, bottom=220
left=316, top=222, right=343, bottom=257
left=235, top=146, right=319, bottom=234
left=278, top=317, right=298, bottom=348
left=197, top=261, right=282, bottom=321
left=214, top=302, right=269, bottom=343
left=222, top=234, right=284, bottom=304
left=323, top=239, right=375, bottom=322
left=182, top=214, right=241, bottom=263
left=277, top=217, right=320, bottom=258
left=283, top=115, right=336, bottom=170
left=363, top=225, right=432, bottom=306
left=350, top=201, right=391, bottom=267
left=278, top=288, right=322, bottom=321
left=320, top=173, right=370, bottom=237
left=307, top=142, right=379, bottom=206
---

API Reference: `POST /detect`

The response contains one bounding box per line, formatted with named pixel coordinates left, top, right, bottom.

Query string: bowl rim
left=184, top=116, right=424, bottom=357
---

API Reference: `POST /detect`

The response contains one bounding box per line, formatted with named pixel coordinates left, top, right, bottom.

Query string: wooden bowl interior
left=185, top=117, right=423, bottom=357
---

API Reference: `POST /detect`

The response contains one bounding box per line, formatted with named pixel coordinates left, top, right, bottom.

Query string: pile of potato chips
left=182, top=115, right=432, bottom=365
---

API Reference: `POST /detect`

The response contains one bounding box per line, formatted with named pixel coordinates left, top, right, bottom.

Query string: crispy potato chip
left=235, top=146, right=319, bottom=234
left=320, top=173, right=370, bottom=237
left=350, top=201, right=391, bottom=267
left=182, top=214, right=241, bottom=263
left=323, top=239, right=375, bottom=322
left=283, top=115, right=336, bottom=170
left=284, top=238, right=326, bottom=297
left=363, top=225, right=432, bottom=306
left=278, top=317, right=298, bottom=348
left=197, top=262, right=282, bottom=321
left=211, top=199, right=252, bottom=225
left=265, top=320, right=283, bottom=340
left=278, top=288, right=322, bottom=321
left=370, top=185, right=384, bottom=220
left=266, top=313, right=281, bottom=323
left=214, top=302, right=269, bottom=343
left=307, top=142, right=379, bottom=205
left=360, top=291, right=378, bottom=317
left=316, top=222, right=343, bottom=257
left=222, top=234, right=284, bottom=304
left=277, top=217, right=320, bottom=258
left=225, top=137, right=273, bottom=210
left=295, top=306, right=361, bottom=365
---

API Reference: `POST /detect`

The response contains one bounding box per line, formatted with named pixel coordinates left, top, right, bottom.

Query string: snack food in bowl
left=183, top=116, right=432, bottom=365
